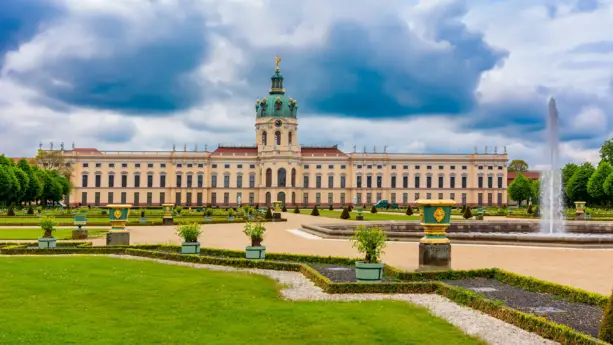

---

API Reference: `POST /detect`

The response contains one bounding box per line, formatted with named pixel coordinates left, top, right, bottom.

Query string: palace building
left=45, top=59, right=508, bottom=207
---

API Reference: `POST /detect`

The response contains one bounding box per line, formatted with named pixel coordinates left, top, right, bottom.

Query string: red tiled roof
left=212, top=147, right=258, bottom=154
left=10, top=157, right=37, bottom=164
left=300, top=147, right=346, bottom=156
left=507, top=171, right=540, bottom=181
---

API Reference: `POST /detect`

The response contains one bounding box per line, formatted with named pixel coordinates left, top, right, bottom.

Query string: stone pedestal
left=418, top=243, right=451, bottom=271
left=163, top=217, right=174, bottom=225
left=476, top=215, right=484, bottom=220
left=356, top=216, right=364, bottom=221
left=106, top=231, right=130, bottom=246
left=273, top=213, right=281, bottom=220
left=576, top=213, right=585, bottom=220
left=72, top=229, right=88, bottom=240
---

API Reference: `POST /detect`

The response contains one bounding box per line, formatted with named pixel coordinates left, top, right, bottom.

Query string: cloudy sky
left=1, top=0, right=612, bottom=169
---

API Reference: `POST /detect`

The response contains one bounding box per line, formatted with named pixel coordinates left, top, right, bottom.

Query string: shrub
left=265, top=207, right=273, bottom=219
left=347, top=205, right=353, bottom=212
left=463, top=206, right=473, bottom=219
left=101, top=210, right=107, bottom=216
left=176, top=206, right=183, bottom=214
left=406, top=207, right=413, bottom=216
left=282, top=205, right=287, bottom=212
left=311, top=205, right=320, bottom=216
left=227, top=209, right=235, bottom=217
left=599, top=289, right=613, bottom=343
left=351, top=225, right=387, bottom=263
left=176, top=222, right=201, bottom=243
left=533, top=206, right=541, bottom=217
left=27, top=205, right=34, bottom=215
left=7, top=204, right=15, bottom=217
left=140, top=211, right=146, bottom=218
left=243, top=216, right=266, bottom=246
left=370, top=205, right=377, bottom=214
left=329, top=204, right=333, bottom=211
left=527, top=204, right=534, bottom=214
left=293, top=206, right=300, bottom=214
left=40, top=216, right=57, bottom=238
left=340, top=208, right=351, bottom=219
left=205, top=208, right=214, bottom=217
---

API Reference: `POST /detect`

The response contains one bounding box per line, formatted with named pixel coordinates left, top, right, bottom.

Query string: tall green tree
left=11, top=166, right=29, bottom=204
left=0, top=165, right=20, bottom=205
left=531, top=179, right=541, bottom=204
left=565, top=162, right=595, bottom=204
left=600, top=139, right=613, bottom=166
left=0, top=154, right=14, bottom=166
left=603, top=172, right=613, bottom=204
left=40, top=170, right=63, bottom=203
left=17, top=159, right=43, bottom=204
left=507, top=159, right=529, bottom=172
left=508, top=173, right=533, bottom=206
left=562, top=163, right=580, bottom=207
left=588, top=162, right=613, bottom=206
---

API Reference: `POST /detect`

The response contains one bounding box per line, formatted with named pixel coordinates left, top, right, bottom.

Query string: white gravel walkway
left=112, top=255, right=558, bottom=345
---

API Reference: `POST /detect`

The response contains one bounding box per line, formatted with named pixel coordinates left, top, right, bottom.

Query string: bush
left=340, top=208, right=351, bottom=219
left=40, top=216, right=57, bottom=238
left=533, top=206, right=541, bottom=217
left=329, top=204, right=333, bottom=211
left=7, top=204, right=15, bottom=217
left=527, top=204, right=534, bottom=214
left=347, top=205, right=353, bottom=212
left=370, top=205, right=377, bottom=214
left=243, top=216, right=266, bottom=246
left=311, top=205, right=320, bottom=216
left=293, top=206, right=300, bottom=214
left=175, top=222, right=201, bottom=243
left=351, top=225, right=387, bottom=263
left=227, top=209, right=235, bottom=217
left=205, top=208, right=214, bottom=217
left=140, top=210, right=146, bottom=218
left=599, top=289, right=613, bottom=343
left=406, top=207, right=413, bottom=216
left=265, top=208, right=273, bottom=219
left=463, top=206, right=473, bottom=219
left=27, top=205, right=34, bottom=215
left=282, top=205, right=287, bottom=212
left=176, top=206, right=183, bottom=214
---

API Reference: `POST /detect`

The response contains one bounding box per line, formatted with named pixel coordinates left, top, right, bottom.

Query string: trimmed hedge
left=599, top=289, right=613, bottom=343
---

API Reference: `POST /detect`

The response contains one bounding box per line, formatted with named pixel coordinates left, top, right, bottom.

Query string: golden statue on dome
left=275, top=55, right=281, bottom=70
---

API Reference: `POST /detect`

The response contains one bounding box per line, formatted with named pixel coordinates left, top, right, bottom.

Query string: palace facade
left=46, top=61, right=508, bottom=207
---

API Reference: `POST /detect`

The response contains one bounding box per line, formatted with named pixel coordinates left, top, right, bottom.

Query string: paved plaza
left=75, top=213, right=613, bottom=295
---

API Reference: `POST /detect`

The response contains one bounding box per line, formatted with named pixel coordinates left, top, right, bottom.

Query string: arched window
left=265, top=192, right=272, bottom=206
left=291, top=168, right=296, bottom=187
left=291, top=192, right=296, bottom=205
left=288, top=131, right=293, bottom=145
left=262, top=131, right=267, bottom=145
left=277, top=168, right=287, bottom=187
left=275, top=131, right=281, bottom=146
left=266, top=168, right=272, bottom=187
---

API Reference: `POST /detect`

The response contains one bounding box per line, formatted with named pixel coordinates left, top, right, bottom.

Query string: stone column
left=416, top=199, right=456, bottom=271
left=106, top=204, right=132, bottom=245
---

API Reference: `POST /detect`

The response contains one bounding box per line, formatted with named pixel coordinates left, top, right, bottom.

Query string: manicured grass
left=0, top=256, right=484, bottom=345
left=0, top=228, right=107, bottom=240
left=298, top=209, right=420, bottom=221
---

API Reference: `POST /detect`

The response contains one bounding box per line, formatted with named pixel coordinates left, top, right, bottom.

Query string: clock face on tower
left=274, top=119, right=282, bottom=127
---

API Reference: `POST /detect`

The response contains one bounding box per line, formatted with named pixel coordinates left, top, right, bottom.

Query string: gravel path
left=111, top=255, right=557, bottom=345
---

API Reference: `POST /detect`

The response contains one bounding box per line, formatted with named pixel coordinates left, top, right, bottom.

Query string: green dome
left=255, top=66, right=298, bottom=118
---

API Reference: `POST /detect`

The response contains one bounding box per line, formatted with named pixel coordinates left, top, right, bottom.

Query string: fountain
left=539, top=98, right=566, bottom=234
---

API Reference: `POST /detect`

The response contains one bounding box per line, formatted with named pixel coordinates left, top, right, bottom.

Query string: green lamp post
left=416, top=199, right=456, bottom=271
left=72, top=209, right=88, bottom=239
left=106, top=204, right=132, bottom=245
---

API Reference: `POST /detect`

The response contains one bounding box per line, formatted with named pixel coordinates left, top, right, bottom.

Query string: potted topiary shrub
left=243, top=216, right=266, bottom=259
left=329, top=204, right=333, bottom=211
left=340, top=207, right=351, bottom=219
left=139, top=210, right=147, bottom=224
left=351, top=225, right=387, bottom=283
left=463, top=206, right=473, bottom=219
left=176, top=222, right=202, bottom=254
left=38, top=216, right=57, bottom=249
left=370, top=205, right=377, bottom=214
left=265, top=207, right=273, bottom=220
left=406, top=207, right=414, bottom=216
left=311, top=205, right=320, bottom=216
left=282, top=205, right=287, bottom=212
left=293, top=206, right=300, bottom=214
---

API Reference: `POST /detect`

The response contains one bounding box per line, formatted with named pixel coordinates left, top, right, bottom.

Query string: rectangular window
left=328, top=192, right=333, bottom=205
left=236, top=192, right=242, bottom=205
left=121, top=192, right=127, bottom=204
left=497, top=176, right=503, bottom=188
left=134, top=175, right=141, bottom=188
left=340, top=176, right=346, bottom=188
left=328, top=165, right=333, bottom=169
left=249, top=192, right=255, bottom=205
left=160, top=192, right=165, bottom=205
left=303, top=164, right=310, bottom=169
left=176, top=192, right=181, bottom=206
left=249, top=174, right=255, bottom=188
left=462, top=176, right=467, bottom=188
left=186, top=192, right=192, bottom=206
left=303, top=193, right=309, bottom=207
left=328, top=175, right=334, bottom=188
left=450, top=166, right=455, bottom=170
left=82, top=175, right=88, bottom=188
left=147, top=192, right=153, bottom=206
left=187, top=175, right=193, bottom=188
left=237, top=175, right=243, bottom=188
left=224, top=164, right=230, bottom=169
left=237, top=164, right=243, bottom=169
left=121, top=175, right=127, bottom=188
left=366, top=193, right=372, bottom=205
left=427, top=166, right=432, bottom=170
left=108, top=175, right=115, bottom=188
left=415, top=165, right=420, bottom=170
left=487, top=193, right=493, bottom=206
left=187, top=164, right=193, bottom=168
left=438, top=165, right=444, bottom=170
left=438, top=193, right=443, bottom=200
left=450, top=192, right=455, bottom=200
left=197, top=192, right=203, bottom=206
left=176, top=175, right=182, bottom=188
left=402, top=193, right=408, bottom=205
left=109, top=163, right=115, bottom=168
left=211, top=193, right=217, bottom=205
left=414, top=193, right=420, bottom=201
left=366, top=176, right=372, bottom=188
left=303, top=176, right=309, bottom=188
left=161, top=163, right=166, bottom=168
left=316, top=176, right=322, bottom=188
left=391, top=192, right=396, bottom=204
left=223, top=192, right=229, bottom=205
left=376, top=176, right=382, bottom=188
left=250, top=164, right=255, bottom=169
left=462, top=193, right=467, bottom=205
left=108, top=192, right=114, bottom=204
left=340, top=165, right=346, bottom=169
left=414, top=176, right=420, bottom=188
left=198, top=164, right=204, bottom=168
left=391, top=176, right=396, bottom=188
left=315, top=192, right=321, bottom=205
left=438, top=176, right=443, bottom=188
left=488, top=176, right=493, bottom=188
left=134, top=192, right=140, bottom=206
left=450, top=176, right=455, bottom=189
left=160, top=175, right=166, bottom=188
left=426, top=176, right=432, bottom=188
left=212, top=164, right=217, bottom=168
left=376, top=192, right=382, bottom=202
left=83, top=163, right=89, bottom=168
left=426, top=193, right=431, bottom=199
left=316, top=165, right=322, bottom=169
left=377, top=165, right=382, bottom=169
left=143, top=174, right=152, bottom=188
left=198, top=175, right=203, bottom=188
left=356, top=175, right=362, bottom=188
left=478, top=193, right=483, bottom=206
left=95, top=175, right=101, bottom=188
left=81, top=192, right=87, bottom=205
left=121, top=163, right=127, bottom=168
left=478, top=176, right=483, bottom=188
left=94, top=192, right=100, bottom=206
left=497, top=192, right=503, bottom=205
left=211, top=175, right=217, bottom=188
left=148, top=163, right=154, bottom=168
left=402, top=176, right=408, bottom=188
left=391, top=165, right=396, bottom=170
left=356, top=193, right=362, bottom=204
left=224, top=175, right=230, bottom=188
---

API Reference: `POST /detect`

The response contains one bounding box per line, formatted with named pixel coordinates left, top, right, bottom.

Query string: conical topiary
left=293, top=206, right=300, bottom=214
left=265, top=207, right=273, bottom=219
left=406, top=207, right=413, bottom=216
left=27, top=205, right=34, bottom=215
left=7, top=203, right=15, bottom=217
left=340, top=208, right=350, bottom=219
left=347, top=205, right=353, bottom=212
left=282, top=205, right=287, bottom=212
left=329, top=204, right=333, bottom=211
left=463, top=206, right=473, bottom=219
left=370, top=205, right=377, bottom=214
left=527, top=204, right=534, bottom=214
left=311, top=205, right=320, bottom=216
left=599, top=289, right=613, bottom=343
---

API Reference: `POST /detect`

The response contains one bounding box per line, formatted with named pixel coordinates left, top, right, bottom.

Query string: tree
left=507, top=159, right=529, bottom=172
left=508, top=173, right=533, bottom=206
left=370, top=205, right=377, bottom=214
left=531, top=179, right=540, bottom=204
left=11, top=166, right=29, bottom=204
left=17, top=159, right=43, bottom=204
left=0, top=154, right=15, bottom=167
left=588, top=162, right=613, bottom=206
left=604, top=172, right=613, bottom=204
left=40, top=170, right=63, bottom=203
left=600, top=138, right=613, bottom=166
left=562, top=163, right=580, bottom=207
left=35, top=150, right=72, bottom=179
left=311, top=205, right=320, bottom=216
left=565, top=162, right=595, bottom=205
left=340, top=208, right=350, bottom=219
left=0, top=165, right=21, bottom=205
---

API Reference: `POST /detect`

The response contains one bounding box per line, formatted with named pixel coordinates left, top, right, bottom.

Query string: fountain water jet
left=539, top=98, right=566, bottom=234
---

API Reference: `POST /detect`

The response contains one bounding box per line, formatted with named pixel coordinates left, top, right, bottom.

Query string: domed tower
left=255, top=56, right=299, bottom=154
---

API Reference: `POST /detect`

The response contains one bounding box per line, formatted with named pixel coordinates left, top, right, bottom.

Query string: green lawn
left=0, top=256, right=484, bottom=345
left=0, top=228, right=107, bottom=240
left=298, top=209, right=420, bottom=221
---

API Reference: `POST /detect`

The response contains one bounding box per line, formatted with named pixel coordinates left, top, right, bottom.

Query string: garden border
left=0, top=245, right=607, bottom=345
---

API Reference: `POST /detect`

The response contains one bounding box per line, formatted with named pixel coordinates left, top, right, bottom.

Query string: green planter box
left=38, top=237, right=56, bottom=249
left=73, top=213, right=87, bottom=228
left=107, top=204, right=132, bottom=231
left=245, top=246, right=266, bottom=260
left=181, top=242, right=201, bottom=255
left=354, top=261, right=384, bottom=283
